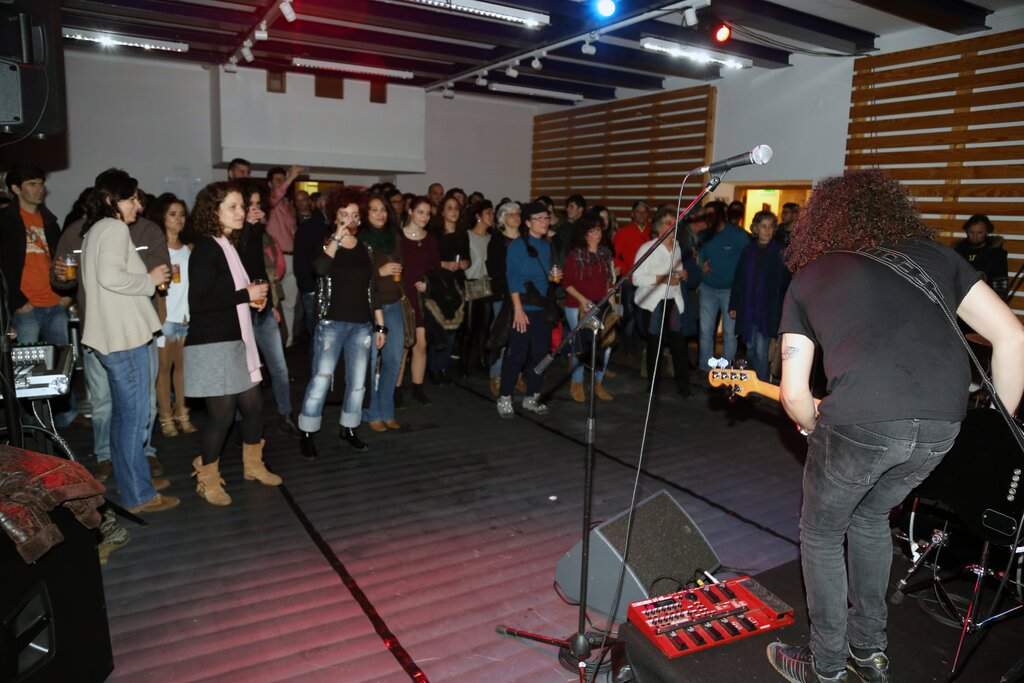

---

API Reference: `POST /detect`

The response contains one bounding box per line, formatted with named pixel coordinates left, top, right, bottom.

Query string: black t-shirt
left=779, top=239, right=982, bottom=425
left=313, top=242, right=375, bottom=323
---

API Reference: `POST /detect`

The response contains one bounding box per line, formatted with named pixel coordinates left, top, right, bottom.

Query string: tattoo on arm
left=782, top=345, right=800, bottom=361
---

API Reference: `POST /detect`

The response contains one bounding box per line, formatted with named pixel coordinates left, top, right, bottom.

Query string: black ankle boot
left=340, top=427, right=369, bottom=452
left=300, top=432, right=318, bottom=461
left=411, top=383, right=432, bottom=405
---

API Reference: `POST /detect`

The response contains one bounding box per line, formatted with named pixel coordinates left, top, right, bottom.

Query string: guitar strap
left=838, top=245, right=1024, bottom=457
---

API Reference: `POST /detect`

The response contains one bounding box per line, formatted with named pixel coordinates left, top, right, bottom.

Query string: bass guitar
left=707, top=367, right=1023, bottom=547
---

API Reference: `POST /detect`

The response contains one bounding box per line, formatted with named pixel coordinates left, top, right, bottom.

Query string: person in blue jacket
left=496, top=201, right=557, bottom=418
left=698, top=200, right=752, bottom=370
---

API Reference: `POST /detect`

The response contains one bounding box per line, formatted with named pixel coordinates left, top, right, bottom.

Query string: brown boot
left=174, top=405, right=198, bottom=434
left=242, top=439, right=282, bottom=486
left=594, top=381, right=614, bottom=401
left=570, top=381, right=586, bottom=403
left=158, top=412, right=178, bottom=438
left=191, top=457, right=231, bottom=506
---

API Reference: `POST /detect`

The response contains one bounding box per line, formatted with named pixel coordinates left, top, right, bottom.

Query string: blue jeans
left=95, top=344, right=156, bottom=508
left=145, top=341, right=157, bottom=457
left=298, top=320, right=371, bottom=432
left=12, top=304, right=77, bottom=426
left=364, top=301, right=404, bottom=423
left=499, top=309, right=550, bottom=397
left=698, top=284, right=737, bottom=370
left=253, top=310, right=292, bottom=415
left=301, top=291, right=317, bottom=339
left=429, top=330, right=456, bottom=373
left=801, top=419, right=959, bottom=673
left=565, top=306, right=610, bottom=383
left=83, top=349, right=112, bottom=462
left=746, top=328, right=769, bottom=381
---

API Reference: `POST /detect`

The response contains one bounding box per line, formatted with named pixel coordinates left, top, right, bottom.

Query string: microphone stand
left=496, top=173, right=722, bottom=677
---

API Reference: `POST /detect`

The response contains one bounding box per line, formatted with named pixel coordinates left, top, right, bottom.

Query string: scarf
left=213, top=235, right=262, bottom=383
left=360, top=225, right=397, bottom=255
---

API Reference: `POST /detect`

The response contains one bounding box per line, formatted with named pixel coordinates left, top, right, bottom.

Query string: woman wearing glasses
left=298, top=188, right=387, bottom=458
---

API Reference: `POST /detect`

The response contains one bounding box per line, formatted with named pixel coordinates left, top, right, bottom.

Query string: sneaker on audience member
left=521, top=394, right=549, bottom=415
left=497, top=396, right=515, bottom=419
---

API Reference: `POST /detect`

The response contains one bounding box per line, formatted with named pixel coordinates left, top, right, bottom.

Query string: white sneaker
left=522, top=394, right=549, bottom=415
left=497, top=396, right=515, bottom=419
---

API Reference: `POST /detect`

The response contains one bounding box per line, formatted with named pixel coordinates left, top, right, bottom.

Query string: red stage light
left=714, top=24, right=731, bottom=43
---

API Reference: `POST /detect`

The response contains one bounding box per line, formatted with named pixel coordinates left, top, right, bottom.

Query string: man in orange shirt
left=612, top=199, right=651, bottom=359
left=0, top=163, right=77, bottom=425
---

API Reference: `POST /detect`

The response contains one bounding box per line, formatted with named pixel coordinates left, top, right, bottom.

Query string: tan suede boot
left=158, top=412, right=178, bottom=437
left=242, top=439, right=282, bottom=486
left=594, top=381, right=614, bottom=401
left=174, top=404, right=198, bottom=434
left=570, top=381, right=586, bottom=403
left=192, top=457, right=231, bottom=506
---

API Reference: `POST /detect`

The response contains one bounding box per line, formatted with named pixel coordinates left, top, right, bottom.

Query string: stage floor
left=52, top=348, right=1022, bottom=683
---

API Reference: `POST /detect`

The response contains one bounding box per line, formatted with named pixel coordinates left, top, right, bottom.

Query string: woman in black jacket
left=185, top=181, right=277, bottom=507
left=297, top=188, right=386, bottom=458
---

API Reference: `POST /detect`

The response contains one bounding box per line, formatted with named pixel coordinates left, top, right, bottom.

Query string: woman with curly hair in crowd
left=297, top=188, right=387, bottom=457
left=562, top=211, right=616, bottom=402
left=360, top=193, right=405, bottom=432
left=146, top=193, right=198, bottom=438
left=80, top=168, right=176, bottom=513
left=185, top=181, right=278, bottom=507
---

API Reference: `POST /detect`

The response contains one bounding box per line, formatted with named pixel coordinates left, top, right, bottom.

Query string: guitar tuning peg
left=735, top=359, right=748, bottom=370
left=707, top=357, right=719, bottom=369
left=716, top=358, right=729, bottom=369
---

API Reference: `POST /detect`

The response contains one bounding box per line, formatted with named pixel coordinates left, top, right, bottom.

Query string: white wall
left=43, top=50, right=217, bottom=219
left=394, top=91, right=537, bottom=202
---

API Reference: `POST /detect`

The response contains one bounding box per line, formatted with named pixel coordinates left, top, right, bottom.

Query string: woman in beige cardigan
left=80, top=168, right=176, bottom=513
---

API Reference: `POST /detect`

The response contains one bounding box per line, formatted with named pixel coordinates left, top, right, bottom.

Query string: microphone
left=692, top=144, right=773, bottom=175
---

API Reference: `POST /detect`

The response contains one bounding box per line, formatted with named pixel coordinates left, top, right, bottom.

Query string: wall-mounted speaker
left=0, top=0, right=67, bottom=138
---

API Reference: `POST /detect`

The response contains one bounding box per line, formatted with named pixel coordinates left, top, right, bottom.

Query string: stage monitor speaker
left=0, top=0, right=66, bottom=138
left=555, top=490, right=721, bottom=623
left=0, top=506, right=113, bottom=683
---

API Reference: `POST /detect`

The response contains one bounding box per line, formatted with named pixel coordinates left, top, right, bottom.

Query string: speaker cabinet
left=555, top=490, right=721, bottom=623
left=0, top=507, right=113, bottom=683
left=0, top=0, right=66, bottom=137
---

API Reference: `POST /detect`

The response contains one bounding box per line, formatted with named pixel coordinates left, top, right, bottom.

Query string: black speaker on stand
left=555, top=490, right=722, bottom=623
left=0, top=506, right=113, bottom=683
left=0, top=0, right=66, bottom=139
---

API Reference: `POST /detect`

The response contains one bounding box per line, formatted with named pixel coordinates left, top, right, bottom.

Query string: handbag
left=598, top=307, right=621, bottom=349
left=399, top=294, right=417, bottom=348
left=464, top=275, right=493, bottom=301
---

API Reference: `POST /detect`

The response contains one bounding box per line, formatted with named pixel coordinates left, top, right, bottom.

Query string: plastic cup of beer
left=549, top=265, right=562, bottom=284
left=63, top=254, right=77, bottom=280
left=251, top=278, right=267, bottom=307
left=392, top=266, right=402, bottom=283
left=172, top=264, right=181, bottom=283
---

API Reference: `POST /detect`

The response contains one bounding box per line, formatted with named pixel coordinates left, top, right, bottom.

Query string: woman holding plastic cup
left=359, top=194, right=405, bottom=432
left=146, top=193, right=196, bottom=437
left=184, top=181, right=278, bottom=507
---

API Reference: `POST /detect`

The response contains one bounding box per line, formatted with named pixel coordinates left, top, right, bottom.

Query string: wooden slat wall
left=531, top=85, right=716, bottom=220
left=847, top=28, right=1024, bottom=314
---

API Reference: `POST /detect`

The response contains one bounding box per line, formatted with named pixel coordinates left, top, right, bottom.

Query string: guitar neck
left=707, top=368, right=781, bottom=403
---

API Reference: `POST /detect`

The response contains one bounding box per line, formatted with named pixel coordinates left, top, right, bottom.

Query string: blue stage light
left=596, top=0, right=616, bottom=18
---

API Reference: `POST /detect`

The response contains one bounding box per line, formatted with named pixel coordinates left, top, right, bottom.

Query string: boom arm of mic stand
left=535, top=174, right=722, bottom=375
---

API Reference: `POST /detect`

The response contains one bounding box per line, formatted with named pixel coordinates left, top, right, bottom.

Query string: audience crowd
left=1, top=160, right=1011, bottom=558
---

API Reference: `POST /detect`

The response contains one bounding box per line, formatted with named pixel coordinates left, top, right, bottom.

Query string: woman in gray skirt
left=184, top=181, right=280, bottom=506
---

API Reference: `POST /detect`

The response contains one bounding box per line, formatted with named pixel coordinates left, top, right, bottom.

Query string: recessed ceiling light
left=62, top=28, right=189, bottom=53
left=291, top=57, right=415, bottom=79
left=488, top=82, right=582, bottom=102
left=401, top=0, right=549, bottom=27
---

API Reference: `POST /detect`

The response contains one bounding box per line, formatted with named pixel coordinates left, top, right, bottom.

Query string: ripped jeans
left=298, top=320, right=372, bottom=432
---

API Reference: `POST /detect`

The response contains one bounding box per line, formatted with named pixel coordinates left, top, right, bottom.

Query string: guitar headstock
left=706, top=358, right=776, bottom=401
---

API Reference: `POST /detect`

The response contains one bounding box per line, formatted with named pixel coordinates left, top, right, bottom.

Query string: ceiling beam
left=256, top=41, right=457, bottom=79
left=712, top=0, right=877, bottom=54
left=548, top=42, right=721, bottom=80
left=617, top=21, right=791, bottom=68
left=850, top=0, right=991, bottom=36
left=518, top=60, right=664, bottom=90
left=61, top=0, right=254, bottom=30
left=485, top=73, right=616, bottom=100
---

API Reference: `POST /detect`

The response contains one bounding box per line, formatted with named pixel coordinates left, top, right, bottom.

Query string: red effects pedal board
left=627, top=576, right=795, bottom=658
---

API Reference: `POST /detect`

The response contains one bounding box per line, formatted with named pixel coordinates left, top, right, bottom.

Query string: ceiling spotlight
left=531, top=56, right=542, bottom=70
left=224, top=57, right=238, bottom=73
left=254, top=21, right=269, bottom=41
left=714, top=23, right=731, bottom=43
left=505, top=62, right=519, bottom=78
left=581, top=40, right=597, bottom=56
left=241, top=40, right=254, bottom=62
left=279, top=0, right=297, bottom=22
left=682, top=7, right=698, bottom=27
left=596, top=0, right=616, bottom=18
left=475, top=72, right=488, bottom=86
left=442, top=85, right=455, bottom=99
